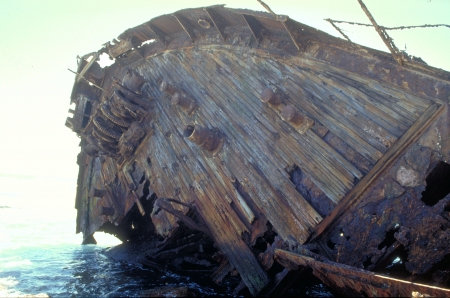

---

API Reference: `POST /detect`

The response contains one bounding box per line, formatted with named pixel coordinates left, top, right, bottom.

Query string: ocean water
left=0, top=175, right=221, bottom=297
left=0, top=174, right=251, bottom=297
left=0, top=174, right=334, bottom=297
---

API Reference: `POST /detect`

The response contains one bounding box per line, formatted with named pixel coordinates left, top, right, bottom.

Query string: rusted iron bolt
left=171, top=93, right=191, bottom=109
left=281, top=105, right=306, bottom=126
left=89, top=188, right=107, bottom=198
left=159, top=80, right=177, bottom=95
left=280, top=105, right=314, bottom=134
left=99, top=206, right=115, bottom=216
left=183, top=124, right=224, bottom=154
left=122, top=69, right=146, bottom=93
left=260, top=88, right=281, bottom=105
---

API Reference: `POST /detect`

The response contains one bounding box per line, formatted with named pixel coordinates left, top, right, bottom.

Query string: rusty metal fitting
left=159, top=80, right=178, bottom=96
left=281, top=105, right=314, bottom=134
left=198, top=19, right=211, bottom=29
left=89, top=188, right=107, bottom=198
left=99, top=206, right=115, bottom=216
left=122, top=69, right=146, bottom=93
left=260, top=88, right=281, bottom=105
left=171, top=93, right=196, bottom=115
left=183, top=124, right=224, bottom=155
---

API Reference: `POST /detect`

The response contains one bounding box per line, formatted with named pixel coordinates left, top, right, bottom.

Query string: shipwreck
left=67, top=1, right=450, bottom=296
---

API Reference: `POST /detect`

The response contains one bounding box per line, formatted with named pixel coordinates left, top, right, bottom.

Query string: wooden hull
left=67, top=5, right=450, bottom=295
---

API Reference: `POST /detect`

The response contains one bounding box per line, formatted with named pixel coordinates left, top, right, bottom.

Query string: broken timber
left=67, top=4, right=450, bottom=296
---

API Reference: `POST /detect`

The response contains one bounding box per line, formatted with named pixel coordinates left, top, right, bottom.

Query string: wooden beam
left=275, top=249, right=450, bottom=297
left=309, top=102, right=444, bottom=241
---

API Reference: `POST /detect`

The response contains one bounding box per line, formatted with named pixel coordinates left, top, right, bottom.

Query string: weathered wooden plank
left=310, top=102, right=444, bottom=241
left=316, top=72, right=409, bottom=136
left=194, top=193, right=269, bottom=295
left=238, top=53, right=383, bottom=163
left=286, top=54, right=432, bottom=117
left=320, top=70, right=421, bottom=122
left=299, top=70, right=399, bottom=149
left=144, top=95, right=268, bottom=295
left=208, top=52, right=359, bottom=188
left=201, top=51, right=354, bottom=197
left=165, top=50, right=344, bottom=210
left=151, top=64, right=320, bottom=237
left=149, top=53, right=324, bottom=240
left=367, top=80, right=432, bottom=110
left=262, top=59, right=390, bottom=154
left=141, top=59, right=255, bottom=237
left=274, top=249, right=450, bottom=297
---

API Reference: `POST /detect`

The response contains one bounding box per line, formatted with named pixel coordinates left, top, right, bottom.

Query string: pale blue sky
left=0, top=0, right=448, bottom=182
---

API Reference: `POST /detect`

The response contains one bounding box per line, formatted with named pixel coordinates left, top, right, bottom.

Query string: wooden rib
left=310, top=102, right=443, bottom=241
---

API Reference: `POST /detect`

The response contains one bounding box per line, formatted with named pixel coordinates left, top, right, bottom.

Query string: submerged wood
left=68, top=5, right=450, bottom=296
left=275, top=249, right=450, bottom=297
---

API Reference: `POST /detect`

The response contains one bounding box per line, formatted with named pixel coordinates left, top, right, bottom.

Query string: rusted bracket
left=357, top=0, right=405, bottom=65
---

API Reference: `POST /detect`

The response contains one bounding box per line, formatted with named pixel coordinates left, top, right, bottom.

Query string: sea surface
left=0, top=174, right=333, bottom=297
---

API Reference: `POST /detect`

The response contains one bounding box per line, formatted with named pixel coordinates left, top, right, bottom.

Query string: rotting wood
left=275, top=249, right=450, bottom=297
left=68, top=5, right=450, bottom=296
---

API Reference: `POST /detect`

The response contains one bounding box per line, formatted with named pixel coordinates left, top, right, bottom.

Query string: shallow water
left=0, top=175, right=226, bottom=297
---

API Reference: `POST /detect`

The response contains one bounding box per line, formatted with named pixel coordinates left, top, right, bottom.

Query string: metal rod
left=257, top=0, right=276, bottom=17
left=68, top=68, right=107, bottom=92
left=325, top=19, right=352, bottom=43
left=357, top=0, right=404, bottom=65
left=326, top=19, right=450, bottom=30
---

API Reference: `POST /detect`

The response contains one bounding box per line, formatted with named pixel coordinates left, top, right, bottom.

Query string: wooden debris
left=275, top=249, right=450, bottom=297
